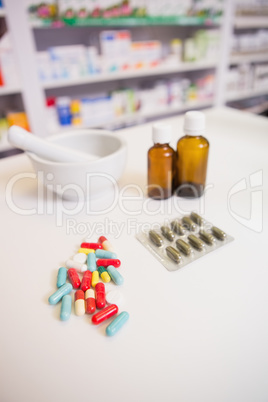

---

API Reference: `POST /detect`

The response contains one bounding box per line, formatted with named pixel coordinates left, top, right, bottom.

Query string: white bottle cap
left=152, top=123, right=172, bottom=144
left=183, top=111, right=205, bottom=135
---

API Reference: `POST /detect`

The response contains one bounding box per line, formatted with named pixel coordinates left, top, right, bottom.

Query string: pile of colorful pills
left=48, top=236, right=129, bottom=337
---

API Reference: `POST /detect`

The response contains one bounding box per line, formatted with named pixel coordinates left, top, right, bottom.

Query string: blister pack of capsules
left=136, top=212, right=234, bottom=272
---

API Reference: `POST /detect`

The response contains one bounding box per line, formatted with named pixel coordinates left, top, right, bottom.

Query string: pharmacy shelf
left=0, top=133, right=24, bottom=158
left=243, top=101, right=268, bottom=115
left=0, top=85, right=21, bottom=96
left=226, top=88, right=268, bottom=102
left=0, top=143, right=13, bottom=153
left=49, top=99, right=213, bottom=133
left=42, top=61, right=217, bottom=90
left=141, top=99, right=213, bottom=120
left=0, top=145, right=23, bottom=158
left=234, top=16, right=268, bottom=29
left=31, top=15, right=222, bottom=28
left=0, top=135, right=14, bottom=154
left=230, top=52, right=268, bottom=65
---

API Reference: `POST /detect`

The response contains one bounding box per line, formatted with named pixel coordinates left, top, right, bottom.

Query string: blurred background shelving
left=0, top=0, right=267, bottom=157
left=0, top=2, right=29, bottom=156
left=225, top=0, right=268, bottom=115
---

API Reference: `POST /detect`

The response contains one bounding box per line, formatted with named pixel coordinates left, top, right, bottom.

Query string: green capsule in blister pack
left=166, top=246, right=182, bottom=264
left=176, top=239, right=193, bottom=256
left=161, top=226, right=175, bottom=242
left=188, top=234, right=205, bottom=251
left=149, top=230, right=163, bottom=247
left=190, top=212, right=205, bottom=226
left=171, top=220, right=186, bottom=235
left=211, top=226, right=227, bottom=241
left=199, top=230, right=216, bottom=245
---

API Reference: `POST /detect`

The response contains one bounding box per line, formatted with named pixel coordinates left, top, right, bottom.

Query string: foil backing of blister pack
left=136, top=214, right=234, bottom=272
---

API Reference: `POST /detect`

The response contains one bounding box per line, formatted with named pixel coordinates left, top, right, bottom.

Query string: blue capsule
left=60, top=294, right=72, bottom=321
left=95, top=249, right=117, bottom=259
left=57, top=267, right=67, bottom=288
left=107, top=265, right=124, bottom=286
left=106, top=311, right=129, bottom=337
left=48, top=283, right=73, bottom=305
left=87, top=252, right=97, bottom=272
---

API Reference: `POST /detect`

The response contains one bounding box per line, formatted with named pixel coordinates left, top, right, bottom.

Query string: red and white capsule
left=75, top=290, right=85, bottom=316
left=92, top=304, right=118, bottom=325
left=67, top=268, right=81, bottom=289
left=98, top=236, right=114, bottom=252
left=95, top=282, right=106, bottom=309
left=81, top=270, right=92, bottom=292
left=85, top=289, right=96, bottom=314
left=96, top=259, right=121, bottom=268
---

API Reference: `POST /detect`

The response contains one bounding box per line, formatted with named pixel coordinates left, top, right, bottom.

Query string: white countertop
left=1, top=107, right=268, bottom=402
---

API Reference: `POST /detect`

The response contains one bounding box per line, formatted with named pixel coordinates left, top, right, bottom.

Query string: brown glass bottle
left=175, top=111, right=209, bottom=198
left=148, top=124, right=175, bottom=200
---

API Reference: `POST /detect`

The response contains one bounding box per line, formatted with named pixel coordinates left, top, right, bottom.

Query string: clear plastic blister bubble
left=136, top=212, right=234, bottom=272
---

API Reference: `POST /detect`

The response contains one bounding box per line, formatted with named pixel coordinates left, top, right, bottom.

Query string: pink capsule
left=96, top=259, right=121, bottom=268
left=81, top=271, right=92, bottom=292
left=68, top=268, right=81, bottom=289
left=95, top=282, right=106, bottom=309
left=92, top=304, right=118, bottom=325
left=81, top=242, right=102, bottom=250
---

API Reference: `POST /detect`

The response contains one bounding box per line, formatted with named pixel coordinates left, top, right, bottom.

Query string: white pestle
left=8, top=125, right=98, bottom=163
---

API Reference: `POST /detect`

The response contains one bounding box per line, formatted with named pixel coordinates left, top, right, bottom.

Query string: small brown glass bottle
left=148, top=123, right=175, bottom=200
left=176, top=111, right=209, bottom=198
